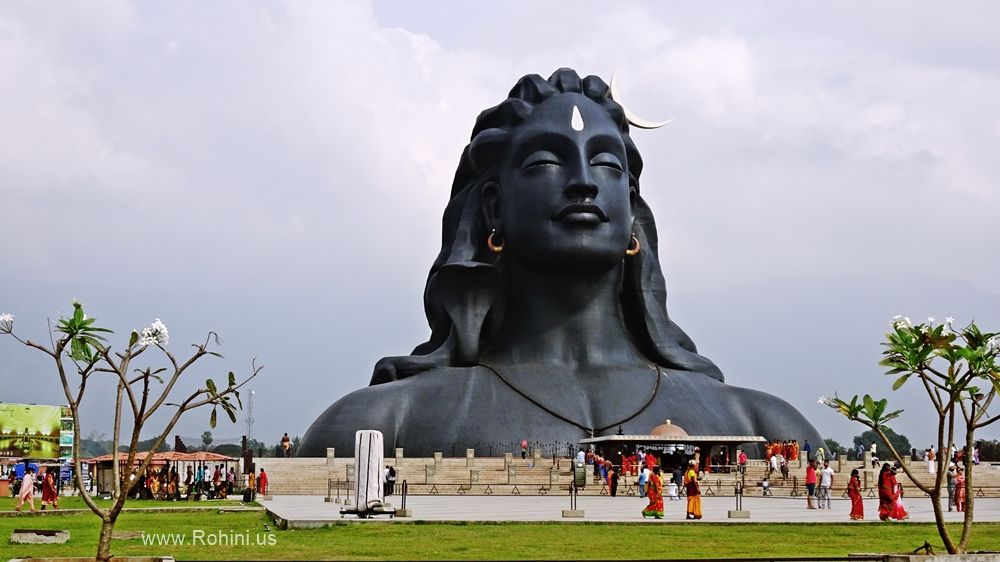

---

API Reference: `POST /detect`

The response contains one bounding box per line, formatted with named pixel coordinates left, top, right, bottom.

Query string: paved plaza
left=264, top=494, right=1000, bottom=526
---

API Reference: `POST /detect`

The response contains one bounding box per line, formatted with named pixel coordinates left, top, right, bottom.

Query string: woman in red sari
left=877, top=463, right=894, bottom=520
left=642, top=466, right=664, bottom=519
left=847, top=469, right=863, bottom=520
left=41, top=468, right=59, bottom=510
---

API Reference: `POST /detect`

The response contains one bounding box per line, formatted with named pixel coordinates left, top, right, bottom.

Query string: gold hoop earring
left=487, top=229, right=504, bottom=253
left=625, top=234, right=640, bottom=257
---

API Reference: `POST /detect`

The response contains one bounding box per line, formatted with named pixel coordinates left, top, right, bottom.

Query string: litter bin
left=574, top=461, right=587, bottom=488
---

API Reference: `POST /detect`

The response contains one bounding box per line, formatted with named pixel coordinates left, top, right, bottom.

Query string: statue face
left=490, top=93, right=635, bottom=274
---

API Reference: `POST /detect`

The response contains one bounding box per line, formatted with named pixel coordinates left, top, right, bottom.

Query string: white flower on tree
left=138, top=318, right=169, bottom=347
left=0, top=313, right=12, bottom=334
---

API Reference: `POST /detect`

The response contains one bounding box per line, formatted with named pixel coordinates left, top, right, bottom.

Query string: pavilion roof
left=85, top=451, right=236, bottom=464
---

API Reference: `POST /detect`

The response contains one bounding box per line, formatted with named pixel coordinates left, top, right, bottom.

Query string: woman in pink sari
left=880, top=464, right=908, bottom=520
left=955, top=467, right=966, bottom=512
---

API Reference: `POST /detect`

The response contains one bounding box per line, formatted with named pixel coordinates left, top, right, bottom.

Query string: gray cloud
left=2, top=0, right=998, bottom=449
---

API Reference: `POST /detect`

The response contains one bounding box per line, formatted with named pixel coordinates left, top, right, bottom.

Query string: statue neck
left=483, top=260, right=647, bottom=369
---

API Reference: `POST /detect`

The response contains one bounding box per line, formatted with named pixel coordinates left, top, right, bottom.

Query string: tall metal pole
left=245, top=389, right=255, bottom=441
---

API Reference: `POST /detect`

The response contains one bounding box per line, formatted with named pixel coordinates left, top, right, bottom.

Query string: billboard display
left=0, top=403, right=70, bottom=459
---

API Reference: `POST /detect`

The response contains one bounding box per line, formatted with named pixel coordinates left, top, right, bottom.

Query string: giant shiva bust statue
left=299, top=69, right=825, bottom=456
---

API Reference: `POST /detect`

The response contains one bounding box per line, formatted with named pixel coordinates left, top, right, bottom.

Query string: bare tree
left=823, top=316, right=999, bottom=553
left=0, top=302, right=261, bottom=562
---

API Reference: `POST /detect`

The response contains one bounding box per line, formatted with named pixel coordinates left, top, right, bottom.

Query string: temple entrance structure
left=579, top=421, right=766, bottom=473
left=580, top=434, right=766, bottom=472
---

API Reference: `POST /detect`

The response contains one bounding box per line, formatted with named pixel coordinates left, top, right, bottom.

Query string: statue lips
left=551, top=204, right=609, bottom=225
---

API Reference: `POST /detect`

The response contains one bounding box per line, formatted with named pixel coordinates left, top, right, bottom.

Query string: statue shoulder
left=724, top=384, right=819, bottom=438
left=297, top=366, right=491, bottom=457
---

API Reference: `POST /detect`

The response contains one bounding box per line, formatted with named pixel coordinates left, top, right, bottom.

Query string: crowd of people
left=925, top=444, right=981, bottom=474
left=765, top=439, right=800, bottom=480
left=638, top=458, right=702, bottom=520
left=566, top=439, right=931, bottom=523
left=129, top=463, right=267, bottom=500
left=574, top=448, right=704, bottom=521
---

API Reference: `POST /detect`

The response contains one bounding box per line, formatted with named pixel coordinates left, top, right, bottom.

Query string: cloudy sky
left=2, top=1, right=999, bottom=452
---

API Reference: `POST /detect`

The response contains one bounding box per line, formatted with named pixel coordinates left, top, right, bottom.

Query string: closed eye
left=590, top=152, right=623, bottom=171
left=521, top=151, right=562, bottom=170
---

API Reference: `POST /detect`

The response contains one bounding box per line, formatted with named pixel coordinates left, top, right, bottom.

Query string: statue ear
left=481, top=181, right=502, bottom=228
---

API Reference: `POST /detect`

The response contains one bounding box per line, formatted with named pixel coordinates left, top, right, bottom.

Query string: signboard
left=0, top=403, right=70, bottom=459
left=60, top=415, right=74, bottom=459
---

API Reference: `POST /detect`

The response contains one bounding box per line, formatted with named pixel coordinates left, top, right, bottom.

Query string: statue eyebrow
left=584, top=133, right=627, bottom=156
left=510, top=130, right=626, bottom=165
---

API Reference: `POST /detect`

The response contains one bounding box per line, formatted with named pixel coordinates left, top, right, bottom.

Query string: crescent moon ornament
left=609, top=69, right=673, bottom=130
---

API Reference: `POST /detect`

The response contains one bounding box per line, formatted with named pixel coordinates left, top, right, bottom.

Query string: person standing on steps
left=282, top=433, right=291, bottom=457
left=804, top=439, right=812, bottom=461
left=521, top=439, right=528, bottom=459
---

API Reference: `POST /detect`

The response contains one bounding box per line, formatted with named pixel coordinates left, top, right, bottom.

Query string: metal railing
left=327, top=478, right=352, bottom=504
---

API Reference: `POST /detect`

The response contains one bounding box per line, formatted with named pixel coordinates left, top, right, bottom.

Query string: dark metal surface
left=300, top=68, right=826, bottom=458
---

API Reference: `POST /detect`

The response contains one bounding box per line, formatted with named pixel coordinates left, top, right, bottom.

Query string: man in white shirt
left=819, top=460, right=835, bottom=509
left=576, top=449, right=585, bottom=464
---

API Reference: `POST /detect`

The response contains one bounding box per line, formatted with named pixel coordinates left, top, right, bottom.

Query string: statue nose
left=564, top=163, right=598, bottom=202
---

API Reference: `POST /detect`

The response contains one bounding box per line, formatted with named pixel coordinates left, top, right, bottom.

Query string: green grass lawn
left=3, top=509, right=1000, bottom=560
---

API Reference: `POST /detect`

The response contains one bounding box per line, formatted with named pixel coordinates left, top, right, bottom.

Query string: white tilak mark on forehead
left=571, top=105, right=584, bottom=131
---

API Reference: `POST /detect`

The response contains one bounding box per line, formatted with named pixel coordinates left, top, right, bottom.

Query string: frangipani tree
left=822, top=316, right=999, bottom=554
left=0, top=301, right=261, bottom=562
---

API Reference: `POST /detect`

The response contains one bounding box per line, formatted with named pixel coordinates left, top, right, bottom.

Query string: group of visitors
left=246, top=467, right=268, bottom=495
left=640, top=457, right=702, bottom=520
left=14, top=466, right=59, bottom=512
left=804, top=459, right=836, bottom=509
left=135, top=464, right=262, bottom=500
left=946, top=462, right=966, bottom=512
left=382, top=465, right=397, bottom=496
left=191, top=464, right=236, bottom=499
left=766, top=440, right=800, bottom=462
